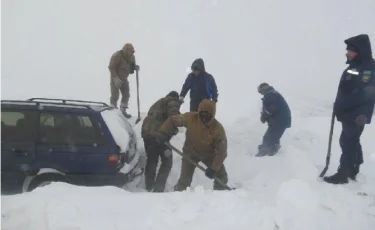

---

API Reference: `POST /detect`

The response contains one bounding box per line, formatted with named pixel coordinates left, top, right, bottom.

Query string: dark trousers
left=190, top=99, right=202, bottom=112
left=143, top=138, right=173, bottom=192
left=262, top=125, right=287, bottom=147
left=339, top=121, right=364, bottom=173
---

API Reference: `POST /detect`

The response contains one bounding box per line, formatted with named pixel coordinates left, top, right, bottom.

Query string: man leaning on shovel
left=153, top=99, right=230, bottom=191
left=108, top=43, right=140, bottom=118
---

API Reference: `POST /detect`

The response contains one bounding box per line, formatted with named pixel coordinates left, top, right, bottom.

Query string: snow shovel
left=319, top=110, right=335, bottom=177
left=164, top=142, right=235, bottom=191
left=135, top=69, right=141, bottom=125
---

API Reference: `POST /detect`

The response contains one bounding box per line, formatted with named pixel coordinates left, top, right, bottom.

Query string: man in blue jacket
left=324, top=34, right=375, bottom=184
left=256, top=83, right=291, bottom=157
left=179, top=58, right=218, bottom=111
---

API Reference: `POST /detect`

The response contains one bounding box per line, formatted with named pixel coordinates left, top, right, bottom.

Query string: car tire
left=27, top=173, right=69, bottom=192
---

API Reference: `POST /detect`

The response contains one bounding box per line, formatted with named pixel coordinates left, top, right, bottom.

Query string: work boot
left=255, top=145, right=268, bottom=157
left=267, top=144, right=281, bottom=156
left=152, top=186, right=165, bottom=193
left=323, top=167, right=348, bottom=184
left=348, top=165, right=360, bottom=181
left=120, top=106, right=132, bottom=118
left=173, top=183, right=187, bottom=192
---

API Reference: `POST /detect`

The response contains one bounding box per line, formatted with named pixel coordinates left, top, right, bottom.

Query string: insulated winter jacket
left=334, top=34, right=375, bottom=124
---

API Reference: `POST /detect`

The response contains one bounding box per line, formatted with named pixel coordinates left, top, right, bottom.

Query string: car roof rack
left=27, top=98, right=109, bottom=107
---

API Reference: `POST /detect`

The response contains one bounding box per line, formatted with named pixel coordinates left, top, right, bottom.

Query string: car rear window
left=100, top=110, right=131, bottom=153
left=1, top=110, right=38, bottom=142
left=39, top=112, right=107, bottom=146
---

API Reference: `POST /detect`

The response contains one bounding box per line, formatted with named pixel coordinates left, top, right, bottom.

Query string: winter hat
left=257, top=83, right=271, bottom=94
left=198, top=99, right=216, bottom=117
left=191, top=58, right=205, bottom=72
left=122, top=43, right=135, bottom=55
left=346, top=44, right=359, bottom=53
left=166, top=91, right=179, bottom=98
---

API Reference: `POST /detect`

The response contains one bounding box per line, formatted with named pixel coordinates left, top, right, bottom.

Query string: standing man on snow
left=256, top=83, right=291, bottom=157
left=154, top=99, right=229, bottom=191
left=108, top=43, right=140, bottom=118
left=141, top=91, right=181, bottom=192
left=324, top=34, right=375, bottom=184
left=179, top=58, right=218, bottom=112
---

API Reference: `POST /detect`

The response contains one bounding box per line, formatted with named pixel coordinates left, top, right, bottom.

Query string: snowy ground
left=2, top=0, right=375, bottom=229
left=2, top=107, right=375, bottom=230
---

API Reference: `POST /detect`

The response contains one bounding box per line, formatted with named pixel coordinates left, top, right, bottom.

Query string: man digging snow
left=153, top=99, right=229, bottom=191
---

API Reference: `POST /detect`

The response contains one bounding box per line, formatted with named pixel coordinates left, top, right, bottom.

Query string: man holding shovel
left=153, top=99, right=229, bottom=191
left=323, top=34, right=375, bottom=184
left=108, top=43, right=140, bottom=118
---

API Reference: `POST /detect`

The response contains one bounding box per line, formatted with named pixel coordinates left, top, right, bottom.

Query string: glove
left=205, top=168, right=216, bottom=179
left=154, top=132, right=169, bottom=144
left=113, top=77, right=123, bottom=89
left=355, top=115, right=367, bottom=126
left=260, top=113, right=266, bottom=123
left=179, top=96, right=184, bottom=104
left=135, top=64, right=140, bottom=71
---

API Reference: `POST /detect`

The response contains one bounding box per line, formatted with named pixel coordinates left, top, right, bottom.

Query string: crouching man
left=154, top=99, right=229, bottom=191
left=141, top=91, right=181, bottom=192
left=256, top=83, right=291, bottom=157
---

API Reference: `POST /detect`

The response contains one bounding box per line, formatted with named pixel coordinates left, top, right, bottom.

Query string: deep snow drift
left=2, top=0, right=375, bottom=229
left=2, top=108, right=375, bottom=230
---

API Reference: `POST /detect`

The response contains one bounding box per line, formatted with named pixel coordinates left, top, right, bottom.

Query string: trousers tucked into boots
left=324, top=121, right=364, bottom=184
left=174, top=156, right=228, bottom=191
left=143, top=138, right=173, bottom=192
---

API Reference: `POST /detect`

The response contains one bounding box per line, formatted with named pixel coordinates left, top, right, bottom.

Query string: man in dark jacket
left=256, top=83, right=291, bottom=157
left=141, top=91, right=181, bottom=192
left=179, top=58, right=218, bottom=112
left=324, top=34, right=375, bottom=184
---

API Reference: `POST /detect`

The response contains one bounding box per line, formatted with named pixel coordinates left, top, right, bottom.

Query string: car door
left=1, top=109, right=38, bottom=173
left=36, top=111, right=111, bottom=174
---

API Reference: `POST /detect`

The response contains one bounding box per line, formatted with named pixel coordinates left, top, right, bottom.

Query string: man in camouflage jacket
left=141, top=91, right=181, bottom=192
left=108, top=43, right=139, bottom=118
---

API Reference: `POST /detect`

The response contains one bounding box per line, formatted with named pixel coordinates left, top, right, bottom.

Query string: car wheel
left=27, top=173, right=69, bottom=192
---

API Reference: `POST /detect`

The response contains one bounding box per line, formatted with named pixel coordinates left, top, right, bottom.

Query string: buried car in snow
left=1, top=98, right=144, bottom=194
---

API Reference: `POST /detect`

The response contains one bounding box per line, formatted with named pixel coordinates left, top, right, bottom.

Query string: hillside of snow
left=2, top=113, right=375, bottom=230
left=2, top=0, right=375, bottom=229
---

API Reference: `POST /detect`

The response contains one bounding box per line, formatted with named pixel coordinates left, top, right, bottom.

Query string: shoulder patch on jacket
left=361, top=75, right=371, bottom=83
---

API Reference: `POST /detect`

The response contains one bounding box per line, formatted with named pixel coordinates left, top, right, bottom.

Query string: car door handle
left=11, top=148, right=28, bottom=156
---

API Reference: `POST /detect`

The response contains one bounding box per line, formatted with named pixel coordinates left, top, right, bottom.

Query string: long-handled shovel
left=319, top=110, right=335, bottom=177
left=135, top=69, right=141, bottom=124
left=164, top=142, right=235, bottom=191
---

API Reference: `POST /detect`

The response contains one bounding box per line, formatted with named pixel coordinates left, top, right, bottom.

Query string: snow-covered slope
left=2, top=113, right=375, bottom=230
left=2, top=0, right=375, bottom=229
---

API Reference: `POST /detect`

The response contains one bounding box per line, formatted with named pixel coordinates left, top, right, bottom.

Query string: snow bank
left=100, top=109, right=130, bottom=153
left=273, top=179, right=320, bottom=230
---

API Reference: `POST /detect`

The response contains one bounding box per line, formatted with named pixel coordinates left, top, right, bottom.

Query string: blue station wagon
left=1, top=98, right=144, bottom=194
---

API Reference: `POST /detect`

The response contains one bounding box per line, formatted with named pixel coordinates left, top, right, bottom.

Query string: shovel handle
left=164, top=142, right=234, bottom=190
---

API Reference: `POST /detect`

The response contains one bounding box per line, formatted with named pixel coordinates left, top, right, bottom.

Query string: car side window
left=1, top=110, right=38, bottom=142
left=39, top=113, right=106, bottom=146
